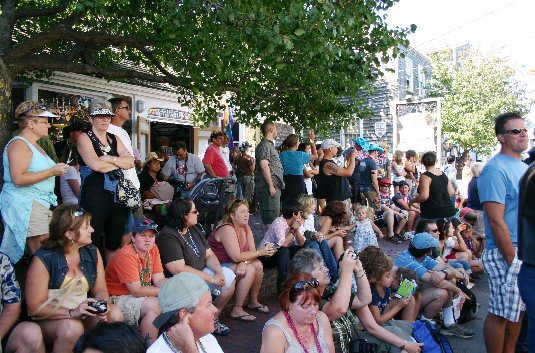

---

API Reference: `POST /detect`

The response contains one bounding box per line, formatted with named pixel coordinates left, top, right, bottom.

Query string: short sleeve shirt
left=162, top=153, right=205, bottom=182
left=359, top=157, right=378, bottom=192
left=393, top=250, right=439, bottom=279
left=392, top=193, right=410, bottom=209
left=203, top=145, right=229, bottom=177
left=60, top=166, right=81, bottom=204
left=156, top=225, right=209, bottom=277
left=105, top=243, right=164, bottom=296
left=478, top=153, right=528, bottom=250
left=279, top=150, right=311, bottom=175
left=0, top=252, right=21, bottom=313
left=255, top=138, right=284, bottom=189
left=370, top=286, right=392, bottom=314
left=234, top=154, right=254, bottom=177
left=259, top=216, right=297, bottom=248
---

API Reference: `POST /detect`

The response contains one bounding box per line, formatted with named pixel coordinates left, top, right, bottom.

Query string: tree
left=0, top=0, right=412, bottom=146
left=428, top=47, right=533, bottom=171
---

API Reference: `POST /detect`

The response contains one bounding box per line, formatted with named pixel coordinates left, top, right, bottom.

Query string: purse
left=117, top=177, right=141, bottom=213
left=30, top=277, right=88, bottom=320
left=149, top=181, right=175, bottom=201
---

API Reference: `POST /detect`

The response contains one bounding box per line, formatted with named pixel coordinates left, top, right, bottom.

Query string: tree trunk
left=0, top=57, right=14, bottom=239
left=457, top=149, right=470, bottom=180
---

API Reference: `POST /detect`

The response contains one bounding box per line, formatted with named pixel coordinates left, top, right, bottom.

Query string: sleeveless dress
left=263, top=313, right=330, bottom=353
left=0, top=136, right=56, bottom=262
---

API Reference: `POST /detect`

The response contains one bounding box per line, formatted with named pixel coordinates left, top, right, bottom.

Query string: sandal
left=227, top=313, right=256, bottom=322
left=385, top=235, right=401, bottom=244
left=247, top=304, right=269, bottom=314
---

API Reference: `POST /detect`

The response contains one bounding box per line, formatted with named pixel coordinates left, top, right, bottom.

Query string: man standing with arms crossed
left=478, top=112, right=529, bottom=353
left=255, top=121, right=284, bottom=233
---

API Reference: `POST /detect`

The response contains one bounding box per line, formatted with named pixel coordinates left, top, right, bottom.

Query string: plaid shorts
left=482, top=247, right=525, bottom=322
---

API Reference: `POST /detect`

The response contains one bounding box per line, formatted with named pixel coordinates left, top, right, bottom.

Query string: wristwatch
left=441, top=269, right=448, bottom=276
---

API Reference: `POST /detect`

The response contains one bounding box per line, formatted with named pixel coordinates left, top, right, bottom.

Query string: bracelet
left=356, top=271, right=366, bottom=279
left=256, top=251, right=260, bottom=257
left=113, top=157, right=117, bottom=165
left=210, top=275, right=214, bottom=283
left=69, top=308, right=74, bottom=318
left=400, top=340, right=406, bottom=350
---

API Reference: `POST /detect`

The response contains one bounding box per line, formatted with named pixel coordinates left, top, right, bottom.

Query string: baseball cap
left=459, top=207, right=474, bottom=218
left=153, top=273, right=209, bottom=329
left=379, top=178, right=392, bottom=186
left=411, top=232, right=440, bottom=249
left=321, top=139, right=341, bottom=150
left=132, top=218, right=158, bottom=235
left=351, top=137, right=369, bottom=150
left=398, top=181, right=409, bottom=187
left=368, top=143, right=385, bottom=153
left=239, top=141, right=251, bottom=152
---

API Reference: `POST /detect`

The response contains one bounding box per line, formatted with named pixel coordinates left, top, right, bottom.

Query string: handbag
left=150, top=181, right=175, bottom=201
left=349, top=338, right=378, bottom=353
left=117, top=177, right=141, bottom=213
left=30, top=277, right=87, bottom=320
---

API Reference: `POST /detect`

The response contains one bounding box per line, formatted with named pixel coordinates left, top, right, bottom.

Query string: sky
left=383, top=0, right=535, bottom=87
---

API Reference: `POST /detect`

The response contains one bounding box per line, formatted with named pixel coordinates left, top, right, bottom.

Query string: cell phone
left=395, top=279, right=417, bottom=299
left=461, top=224, right=467, bottom=231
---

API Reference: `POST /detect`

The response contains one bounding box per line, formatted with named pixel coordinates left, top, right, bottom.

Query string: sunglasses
left=502, top=128, right=527, bottom=135
left=117, top=105, right=130, bottom=110
left=189, top=210, right=199, bottom=215
left=74, top=208, right=85, bottom=217
left=429, top=228, right=440, bottom=233
left=291, top=279, right=320, bottom=293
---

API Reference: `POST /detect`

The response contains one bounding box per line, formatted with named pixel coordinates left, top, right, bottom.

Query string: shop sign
left=148, top=107, right=194, bottom=125
left=375, top=122, right=386, bottom=137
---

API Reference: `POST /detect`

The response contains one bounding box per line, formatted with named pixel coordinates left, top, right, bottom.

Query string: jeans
left=309, top=239, right=338, bottom=279
left=518, top=263, right=535, bottom=353
left=276, top=245, right=302, bottom=293
left=448, top=259, right=472, bottom=274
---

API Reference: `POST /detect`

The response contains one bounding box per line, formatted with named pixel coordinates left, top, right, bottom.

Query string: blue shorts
left=124, top=212, right=134, bottom=235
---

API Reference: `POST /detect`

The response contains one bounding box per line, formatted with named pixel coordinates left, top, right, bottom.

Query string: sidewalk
left=216, top=213, right=487, bottom=352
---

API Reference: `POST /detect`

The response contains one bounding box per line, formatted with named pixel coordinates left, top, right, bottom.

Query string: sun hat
left=351, top=137, right=369, bottom=150
left=368, top=143, right=385, bottom=153
left=153, top=273, right=209, bottom=329
left=143, top=152, right=164, bottom=167
left=379, top=178, right=392, bottom=186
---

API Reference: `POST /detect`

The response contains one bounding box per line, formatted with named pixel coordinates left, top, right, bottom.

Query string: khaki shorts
left=27, top=201, right=52, bottom=238
left=110, top=294, right=146, bottom=327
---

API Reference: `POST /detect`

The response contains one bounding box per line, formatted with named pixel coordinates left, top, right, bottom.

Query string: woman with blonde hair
left=0, top=102, right=69, bottom=262
left=208, top=198, right=276, bottom=321
left=392, top=150, right=407, bottom=194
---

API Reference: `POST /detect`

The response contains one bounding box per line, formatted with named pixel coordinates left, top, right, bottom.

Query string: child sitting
left=359, top=246, right=419, bottom=324
left=390, top=266, right=422, bottom=323
left=352, top=206, right=383, bottom=253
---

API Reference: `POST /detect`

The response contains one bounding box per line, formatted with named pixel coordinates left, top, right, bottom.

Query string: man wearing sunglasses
left=478, top=112, right=529, bottom=353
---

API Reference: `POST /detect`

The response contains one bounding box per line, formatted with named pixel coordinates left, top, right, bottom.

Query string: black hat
left=62, top=122, right=88, bottom=139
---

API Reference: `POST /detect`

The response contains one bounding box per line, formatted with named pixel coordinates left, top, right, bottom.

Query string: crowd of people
left=0, top=102, right=532, bottom=353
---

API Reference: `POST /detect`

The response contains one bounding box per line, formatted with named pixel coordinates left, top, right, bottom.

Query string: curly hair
left=210, top=130, right=225, bottom=142
left=42, top=204, right=92, bottom=250
left=358, top=245, right=393, bottom=282
left=320, top=201, right=348, bottom=226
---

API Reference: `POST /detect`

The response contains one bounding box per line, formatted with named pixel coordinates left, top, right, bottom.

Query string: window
left=418, top=64, right=426, bottom=97
left=405, top=57, right=414, bottom=93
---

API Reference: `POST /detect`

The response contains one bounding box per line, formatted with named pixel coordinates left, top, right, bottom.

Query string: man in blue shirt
left=394, top=233, right=472, bottom=338
left=478, top=112, right=529, bottom=353
left=359, top=143, right=383, bottom=212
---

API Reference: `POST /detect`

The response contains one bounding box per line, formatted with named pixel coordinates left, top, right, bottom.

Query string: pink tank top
left=207, top=223, right=250, bottom=264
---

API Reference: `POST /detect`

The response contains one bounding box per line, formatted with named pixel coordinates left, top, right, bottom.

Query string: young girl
left=359, top=246, right=417, bottom=335
left=352, top=206, right=383, bottom=253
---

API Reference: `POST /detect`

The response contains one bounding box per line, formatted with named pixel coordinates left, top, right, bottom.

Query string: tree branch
left=15, top=0, right=73, bottom=19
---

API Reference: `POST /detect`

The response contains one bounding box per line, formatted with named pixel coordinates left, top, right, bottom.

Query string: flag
left=225, top=107, right=234, bottom=146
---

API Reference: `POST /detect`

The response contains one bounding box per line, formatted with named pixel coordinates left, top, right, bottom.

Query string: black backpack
left=456, top=282, right=478, bottom=324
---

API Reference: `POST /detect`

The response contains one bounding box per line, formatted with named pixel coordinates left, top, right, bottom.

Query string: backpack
left=456, top=282, right=479, bottom=324
left=412, top=320, right=453, bottom=353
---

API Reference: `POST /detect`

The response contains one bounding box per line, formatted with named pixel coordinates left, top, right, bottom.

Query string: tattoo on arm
left=325, top=162, right=338, bottom=173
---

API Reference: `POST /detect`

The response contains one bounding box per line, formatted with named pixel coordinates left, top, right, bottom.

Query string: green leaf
left=294, top=28, right=304, bottom=36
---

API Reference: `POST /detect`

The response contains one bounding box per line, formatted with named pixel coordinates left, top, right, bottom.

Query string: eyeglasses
left=291, top=279, right=320, bottom=293
left=74, top=208, right=85, bottom=217
left=31, top=119, right=50, bottom=125
left=189, top=210, right=199, bottom=215
left=429, top=228, right=440, bottom=233
left=501, top=128, right=528, bottom=135
left=117, top=105, right=130, bottom=110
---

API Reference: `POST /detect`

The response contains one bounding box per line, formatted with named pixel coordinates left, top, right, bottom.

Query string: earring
left=69, top=238, right=74, bottom=246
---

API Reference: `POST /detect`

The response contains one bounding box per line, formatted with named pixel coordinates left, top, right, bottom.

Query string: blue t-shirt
left=478, top=153, right=528, bottom=250
left=279, top=150, right=311, bottom=175
left=370, top=286, right=391, bottom=314
left=359, top=157, right=377, bottom=192
left=467, top=176, right=483, bottom=211
left=393, top=250, right=439, bottom=279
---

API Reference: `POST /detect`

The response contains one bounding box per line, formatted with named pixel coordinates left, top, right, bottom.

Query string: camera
left=176, top=181, right=189, bottom=189
left=88, top=300, right=108, bottom=314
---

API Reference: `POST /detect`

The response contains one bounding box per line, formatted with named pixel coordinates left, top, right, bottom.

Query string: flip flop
left=227, top=313, right=256, bottom=322
left=247, top=305, right=269, bottom=314
left=385, top=235, right=401, bottom=244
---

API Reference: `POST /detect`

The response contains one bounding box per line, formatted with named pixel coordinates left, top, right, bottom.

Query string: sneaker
left=403, top=231, right=415, bottom=240
left=440, top=323, right=474, bottom=338
left=213, top=319, right=231, bottom=336
left=419, top=315, right=436, bottom=326
left=466, top=282, right=475, bottom=289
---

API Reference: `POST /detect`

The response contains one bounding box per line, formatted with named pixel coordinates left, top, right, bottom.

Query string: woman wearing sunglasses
left=155, top=197, right=236, bottom=336
left=0, top=101, right=70, bottom=263
left=208, top=198, right=275, bottom=322
left=26, top=204, right=123, bottom=353
left=260, top=272, right=335, bottom=353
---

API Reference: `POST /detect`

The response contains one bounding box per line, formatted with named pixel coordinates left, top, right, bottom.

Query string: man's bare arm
left=484, top=201, right=516, bottom=265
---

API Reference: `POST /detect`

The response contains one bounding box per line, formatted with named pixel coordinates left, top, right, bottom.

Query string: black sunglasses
left=502, top=128, right=527, bottom=135
left=117, top=105, right=130, bottom=110
left=291, top=279, right=320, bottom=293
left=429, top=228, right=440, bottom=233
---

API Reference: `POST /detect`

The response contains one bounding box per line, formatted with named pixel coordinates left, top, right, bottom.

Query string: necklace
left=65, top=254, right=80, bottom=276
left=178, top=228, right=200, bottom=258
left=163, top=332, right=181, bottom=353
left=284, top=311, right=322, bottom=353
left=131, top=243, right=152, bottom=286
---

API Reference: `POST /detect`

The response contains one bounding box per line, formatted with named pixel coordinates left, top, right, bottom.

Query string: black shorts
left=347, top=178, right=361, bottom=203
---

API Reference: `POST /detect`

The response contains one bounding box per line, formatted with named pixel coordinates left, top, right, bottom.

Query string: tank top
left=318, top=159, right=351, bottom=203
left=419, top=171, right=456, bottom=219
left=207, top=223, right=250, bottom=264
left=263, top=313, right=329, bottom=353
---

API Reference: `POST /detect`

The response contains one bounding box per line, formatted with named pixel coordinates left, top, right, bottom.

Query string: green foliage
left=1, top=0, right=413, bottom=131
left=428, top=47, right=533, bottom=154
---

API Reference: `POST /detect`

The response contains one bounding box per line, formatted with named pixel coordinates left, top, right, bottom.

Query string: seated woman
left=208, top=198, right=275, bottom=322
left=59, top=145, right=81, bottom=205
left=317, top=201, right=355, bottom=258
left=155, top=197, right=236, bottom=336
left=260, top=272, right=335, bottom=353
left=139, top=152, right=174, bottom=203
left=26, top=204, right=123, bottom=353
left=290, top=249, right=422, bottom=353
left=296, top=193, right=338, bottom=279
left=105, top=218, right=167, bottom=345
left=259, top=199, right=306, bottom=294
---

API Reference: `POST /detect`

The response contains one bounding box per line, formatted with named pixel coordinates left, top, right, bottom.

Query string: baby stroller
left=189, top=176, right=237, bottom=234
